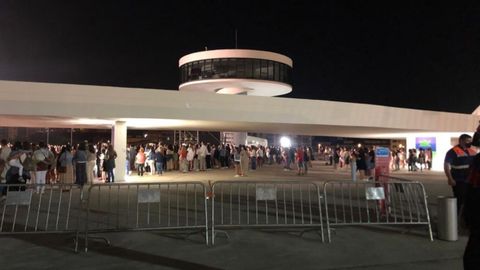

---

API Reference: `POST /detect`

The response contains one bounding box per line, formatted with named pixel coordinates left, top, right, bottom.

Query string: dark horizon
left=1, top=1, right=479, bottom=114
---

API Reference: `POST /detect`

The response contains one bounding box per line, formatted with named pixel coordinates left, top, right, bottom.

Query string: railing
left=80, top=182, right=208, bottom=252
left=0, top=184, right=83, bottom=234
left=1, top=178, right=435, bottom=253
left=323, top=180, right=433, bottom=242
left=211, top=180, right=325, bottom=245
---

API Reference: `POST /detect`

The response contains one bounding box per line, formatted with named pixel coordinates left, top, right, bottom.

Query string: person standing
left=33, top=142, right=53, bottom=194
left=219, top=145, right=227, bottom=168
left=295, top=146, right=304, bottom=176
left=233, top=146, right=242, bottom=177
left=73, top=142, right=88, bottom=186
left=444, top=134, right=476, bottom=212
left=367, top=147, right=376, bottom=180
left=240, top=145, right=249, bottom=177
left=172, top=144, right=179, bottom=171
left=155, top=145, right=164, bottom=175
left=104, top=144, right=117, bottom=182
left=135, top=147, right=146, bottom=177
left=146, top=146, right=156, bottom=175
left=6, top=142, right=26, bottom=186
left=418, top=149, right=426, bottom=171
left=250, top=146, right=257, bottom=170
left=186, top=144, right=194, bottom=171
left=165, top=145, right=174, bottom=171
left=333, top=148, right=340, bottom=170
left=179, top=145, right=188, bottom=173
left=86, top=144, right=96, bottom=184
left=58, top=145, right=74, bottom=187
left=425, top=148, right=433, bottom=170
left=356, top=147, right=367, bottom=181
left=0, top=139, right=11, bottom=182
left=95, top=143, right=103, bottom=179
left=303, top=146, right=310, bottom=175
left=206, top=143, right=212, bottom=170
left=350, top=150, right=358, bottom=182
left=198, top=142, right=207, bottom=171
left=462, top=125, right=480, bottom=269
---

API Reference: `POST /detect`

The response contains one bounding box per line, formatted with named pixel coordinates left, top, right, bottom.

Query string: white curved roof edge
left=472, top=105, right=480, bottom=116
left=179, top=78, right=292, bottom=96
left=179, top=49, right=293, bottom=67
left=0, top=80, right=477, bottom=138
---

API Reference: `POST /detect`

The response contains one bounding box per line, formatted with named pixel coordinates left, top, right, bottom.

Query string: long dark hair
left=88, top=144, right=95, bottom=154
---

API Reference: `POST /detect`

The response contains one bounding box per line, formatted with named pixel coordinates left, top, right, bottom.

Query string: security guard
left=463, top=127, right=480, bottom=269
left=444, top=134, right=476, bottom=212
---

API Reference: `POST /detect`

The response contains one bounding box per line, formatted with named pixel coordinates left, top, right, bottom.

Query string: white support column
left=112, top=121, right=127, bottom=182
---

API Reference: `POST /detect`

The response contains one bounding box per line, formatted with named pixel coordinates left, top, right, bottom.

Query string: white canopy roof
left=0, top=80, right=477, bottom=138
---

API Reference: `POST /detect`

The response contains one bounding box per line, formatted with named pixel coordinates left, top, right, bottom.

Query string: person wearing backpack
left=5, top=142, right=28, bottom=192
left=7, top=141, right=27, bottom=183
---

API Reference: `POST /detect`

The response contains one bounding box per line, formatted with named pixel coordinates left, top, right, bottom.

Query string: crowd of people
left=317, top=145, right=435, bottom=181
left=318, top=146, right=376, bottom=181
left=391, top=148, right=433, bottom=171
left=0, top=137, right=443, bottom=192
left=0, top=140, right=118, bottom=195
left=127, top=142, right=315, bottom=177
left=0, top=139, right=317, bottom=195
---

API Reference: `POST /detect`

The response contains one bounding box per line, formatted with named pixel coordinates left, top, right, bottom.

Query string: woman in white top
left=186, top=144, right=195, bottom=171
left=86, top=144, right=97, bottom=184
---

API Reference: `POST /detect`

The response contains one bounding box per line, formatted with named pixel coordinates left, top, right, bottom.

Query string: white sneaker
left=234, top=174, right=240, bottom=177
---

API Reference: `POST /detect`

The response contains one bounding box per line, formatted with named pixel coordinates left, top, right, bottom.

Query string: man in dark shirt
left=462, top=126, right=480, bottom=270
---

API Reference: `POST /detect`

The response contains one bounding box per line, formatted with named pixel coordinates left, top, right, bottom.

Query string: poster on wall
left=415, top=137, right=436, bottom=151
left=415, top=137, right=437, bottom=157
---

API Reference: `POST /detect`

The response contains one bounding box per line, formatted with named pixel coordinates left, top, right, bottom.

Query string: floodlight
left=280, top=136, right=291, bottom=148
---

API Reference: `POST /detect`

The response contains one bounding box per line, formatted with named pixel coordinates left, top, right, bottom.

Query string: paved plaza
left=0, top=161, right=468, bottom=269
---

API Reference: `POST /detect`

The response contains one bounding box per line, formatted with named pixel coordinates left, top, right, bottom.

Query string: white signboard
left=6, top=190, right=33, bottom=206
left=137, top=190, right=160, bottom=203
left=366, top=187, right=385, bottom=200
left=256, top=186, right=277, bottom=201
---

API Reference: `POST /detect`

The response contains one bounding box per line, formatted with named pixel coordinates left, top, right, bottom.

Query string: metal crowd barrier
left=377, top=174, right=413, bottom=182
left=0, top=184, right=83, bottom=235
left=211, top=180, right=325, bottom=245
left=323, top=180, right=433, bottom=242
left=80, top=181, right=208, bottom=252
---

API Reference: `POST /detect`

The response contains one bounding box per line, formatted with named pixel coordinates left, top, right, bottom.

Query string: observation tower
left=179, top=49, right=293, bottom=96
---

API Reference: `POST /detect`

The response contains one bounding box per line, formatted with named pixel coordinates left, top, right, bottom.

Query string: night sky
left=1, top=1, right=479, bottom=114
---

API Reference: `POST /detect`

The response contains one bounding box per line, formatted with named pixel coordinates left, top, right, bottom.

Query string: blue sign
left=375, top=147, right=390, bottom=157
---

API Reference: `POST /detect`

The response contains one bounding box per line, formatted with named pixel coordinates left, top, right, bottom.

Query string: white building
left=0, top=49, right=478, bottom=178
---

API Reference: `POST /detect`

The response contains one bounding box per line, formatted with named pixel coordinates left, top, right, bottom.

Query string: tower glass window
left=180, top=58, right=292, bottom=85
